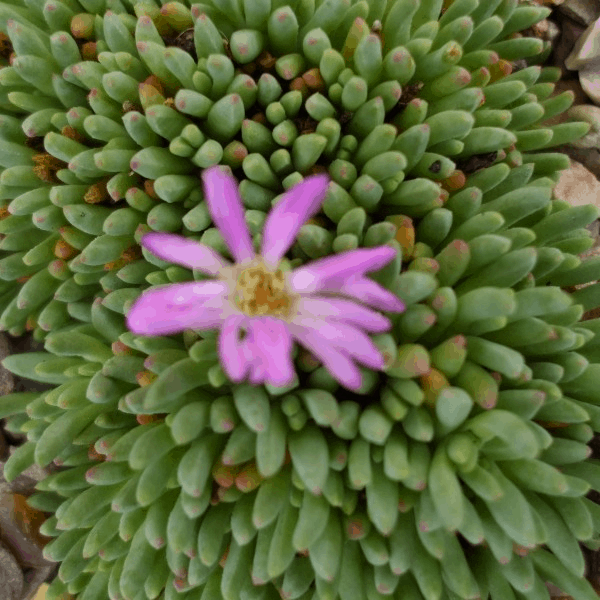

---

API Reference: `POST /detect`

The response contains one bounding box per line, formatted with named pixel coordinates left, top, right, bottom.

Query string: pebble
left=565, top=16, right=600, bottom=70
left=0, top=488, right=53, bottom=569
left=558, top=0, right=600, bottom=26
left=0, top=333, right=14, bottom=397
left=0, top=541, right=24, bottom=600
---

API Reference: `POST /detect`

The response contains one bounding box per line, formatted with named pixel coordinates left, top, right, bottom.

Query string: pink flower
left=126, top=165, right=405, bottom=391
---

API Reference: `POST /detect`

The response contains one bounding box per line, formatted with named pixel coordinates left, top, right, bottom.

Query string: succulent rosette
left=0, top=1, right=599, bottom=600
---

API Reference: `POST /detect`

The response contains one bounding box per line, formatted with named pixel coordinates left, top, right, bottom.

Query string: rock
left=552, top=160, right=600, bottom=318
left=567, top=104, right=600, bottom=147
left=545, top=19, right=562, bottom=45
left=0, top=332, right=55, bottom=450
left=21, top=565, right=55, bottom=600
left=541, top=79, right=591, bottom=127
left=562, top=11, right=600, bottom=105
left=0, top=429, right=9, bottom=462
left=0, top=467, right=67, bottom=598
left=587, top=219, right=600, bottom=244
left=581, top=61, right=600, bottom=105
left=554, top=141, right=600, bottom=181
left=16, top=445, right=58, bottom=484
left=1, top=419, right=27, bottom=446
left=7, top=332, right=45, bottom=355
left=1, top=444, right=53, bottom=498
left=565, top=16, right=600, bottom=70
left=0, top=472, right=39, bottom=498
left=558, top=0, right=600, bottom=26
left=0, top=541, right=24, bottom=600
left=0, top=489, right=54, bottom=569
left=0, top=333, right=14, bottom=397
left=552, top=14, right=587, bottom=76
left=12, top=493, right=54, bottom=550
left=545, top=582, right=570, bottom=597
left=0, top=328, right=61, bottom=599
left=553, top=159, right=600, bottom=209
left=19, top=463, right=56, bottom=484
left=543, top=80, right=600, bottom=179
left=9, top=333, right=55, bottom=396
left=553, top=159, right=600, bottom=251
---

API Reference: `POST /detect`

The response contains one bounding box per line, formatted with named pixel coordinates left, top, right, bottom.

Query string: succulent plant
left=2, top=0, right=600, bottom=599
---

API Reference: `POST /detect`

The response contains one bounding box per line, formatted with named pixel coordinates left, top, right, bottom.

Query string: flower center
left=233, top=259, right=293, bottom=318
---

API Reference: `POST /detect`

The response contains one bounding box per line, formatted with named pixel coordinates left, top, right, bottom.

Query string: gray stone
left=2, top=419, right=27, bottom=446
left=554, top=157, right=600, bottom=209
left=546, top=582, right=570, bottom=597
left=554, top=142, right=600, bottom=181
left=3, top=431, right=63, bottom=487
left=6, top=332, right=54, bottom=396
left=0, top=488, right=53, bottom=569
left=19, top=461, right=52, bottom=486
left=0, top=333, right=14, bottom=397
left=553, top=15, right=587, bottom=74
left=581, top=61, right=600, bottom=105
left=568, top=104, right=600, bottom=147
left=0, top=450, right=43, bottom=514
left=6, top=333, right=45, bottom=356
left=559, top=0, right=600, bottom=26
left=0, top=453, right=58, bottom=599
left=1, top=473, right=39, bottom=498
left=0, top=541, right=24, bottom=600
left=21, top=565, right=55, bottom=600
left=546, top=19, right=562, bottom=46
left=566, top=16, right=600, bottom=70
left=0, top=429, right=8, bottom=462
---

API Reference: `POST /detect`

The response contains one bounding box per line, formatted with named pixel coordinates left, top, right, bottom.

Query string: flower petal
left=260, top=174, right=330, bottom=269
left=247, top=317, right=295, bottom=387
left=295, top=297, right=392, bottom=332
left=126, top=281, right=228, bottom=335
left=289, top=247, right=399, bottom=293
left=338, top=276, right=406, bottom=313
left=249, top=362, right=266, bottom=386
left=140, top=232, right=231, bottom=275
left=202, top=165, right=255, bottom=263
left=134, top=280, right=229, bottom=308
left=127, top=307, right=224, bottom=336
left=292, top=317, right=386, bottom=370
left=219, top=314, right=251, bottom=382
left=288, top=324, right=362, bottom=390
left=238, top=330, right=266, bottom=386
left=127, top=290, right=229, bottom=335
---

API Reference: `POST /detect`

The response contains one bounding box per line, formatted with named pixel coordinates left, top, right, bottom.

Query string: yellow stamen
left=232, top=258, right=293, bottom=318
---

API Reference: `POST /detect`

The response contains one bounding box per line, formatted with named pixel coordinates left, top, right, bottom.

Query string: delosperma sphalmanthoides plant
left=2, top=0, right=600, bottom=599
